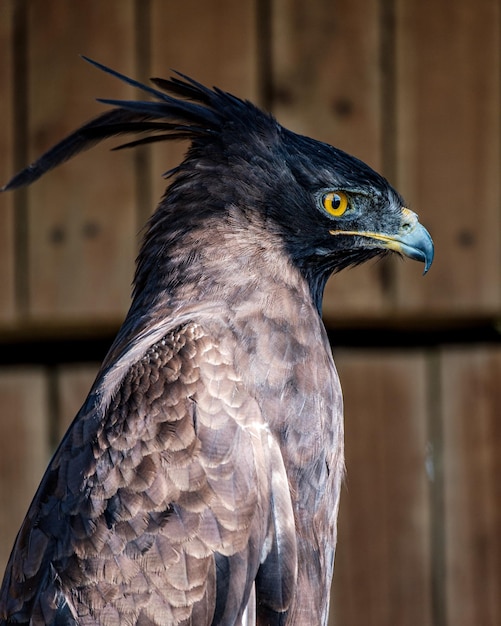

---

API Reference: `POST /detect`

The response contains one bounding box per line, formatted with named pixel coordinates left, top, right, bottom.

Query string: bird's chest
left=232, top=309, right=344, bottom=623
left=232, top=305, right=344, bottom=517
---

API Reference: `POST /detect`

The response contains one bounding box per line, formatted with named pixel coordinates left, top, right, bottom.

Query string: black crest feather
left=2, top=56, right=253, bottom=191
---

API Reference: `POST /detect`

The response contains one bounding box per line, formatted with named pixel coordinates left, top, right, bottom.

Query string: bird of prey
left=0, top=58, right=433, bottom=626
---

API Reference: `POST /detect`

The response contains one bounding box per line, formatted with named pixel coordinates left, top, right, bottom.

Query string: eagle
left=0, top=58, right=433, bottom=625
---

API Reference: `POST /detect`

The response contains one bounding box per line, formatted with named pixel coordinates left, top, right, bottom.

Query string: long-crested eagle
left=0, top=58, right=433, bottom=625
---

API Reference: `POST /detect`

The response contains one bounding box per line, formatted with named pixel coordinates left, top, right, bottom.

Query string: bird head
left=2, top=58, right=433, bottom=310
left=231, top=126, right=433, bottom=281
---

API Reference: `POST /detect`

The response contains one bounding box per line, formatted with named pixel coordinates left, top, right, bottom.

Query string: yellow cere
left=322, top=191, right=349, bottom=217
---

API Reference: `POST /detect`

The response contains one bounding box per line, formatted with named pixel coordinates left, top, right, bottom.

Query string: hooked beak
left=330, top=208, right=434, bottom=274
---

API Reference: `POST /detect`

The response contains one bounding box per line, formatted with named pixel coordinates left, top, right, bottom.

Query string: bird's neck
left=131, top=202, right=319, bottom=319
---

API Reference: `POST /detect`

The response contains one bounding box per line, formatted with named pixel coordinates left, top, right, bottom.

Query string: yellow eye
left=322, top=191, right=349, bottom=217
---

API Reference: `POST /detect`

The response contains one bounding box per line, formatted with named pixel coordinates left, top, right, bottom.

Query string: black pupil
left=332, top=194, right=341, bottom=209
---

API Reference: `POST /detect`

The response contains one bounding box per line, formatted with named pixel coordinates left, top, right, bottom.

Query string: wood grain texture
left=0, top=369, right=49, bottom=577
left=26, top=1, right=137, bottom=322
left=150, top=0, right=259, bottom=207
left=329, top=350, right=432, bottom=626
left=0, top=0, right=15, bottom=322
left=395, top=0, right=501, bottom=313
left=441, top=347, right=501, bottom=626
left=56, top=363, right=100, bottom=440
left=271, top=0, right=389, bottom=318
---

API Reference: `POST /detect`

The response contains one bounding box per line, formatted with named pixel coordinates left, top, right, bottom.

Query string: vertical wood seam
left=426, top=349, right=447, bottom=626
left=12, top=0, right=29, bottom=316
left=256, top=0, right=273, bottom=110
left=379, top=0, right=396, bottom=183
left=378, top=0, right=397, bottom=307
left=46, top=365, right=60, bottom=452
left=134, top=0, right=153, bottom=233
left=499, top=0, right=501, bottom=303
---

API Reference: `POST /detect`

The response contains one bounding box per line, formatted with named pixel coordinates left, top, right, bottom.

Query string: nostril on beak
left=400, top=207, right=418, bottom=234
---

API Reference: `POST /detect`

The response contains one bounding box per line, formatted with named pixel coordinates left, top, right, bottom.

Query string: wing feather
left=0, top=322, right=295, bottom=625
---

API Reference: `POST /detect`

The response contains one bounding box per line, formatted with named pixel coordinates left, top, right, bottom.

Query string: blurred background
left=0, top=1, right=499, bottom=624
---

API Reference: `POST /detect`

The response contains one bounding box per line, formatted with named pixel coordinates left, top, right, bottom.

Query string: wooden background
left=0, top=0, right=500, bottom=624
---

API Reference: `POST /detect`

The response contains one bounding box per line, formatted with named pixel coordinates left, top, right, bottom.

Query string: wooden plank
left=395, top=0, right=501, bottom=314
left=271, top=0, right=389, bottom=318
left=271, top=0, right=382, bottom=168
left=441, top=347, right=501, bottom=625
left=329, top=350, right=431, bottom=626
left=56, top=363, right=100, bottom=440
left=26, top=1, right=137, bottom=322
left=0, top=0, right=15, bottom=322
left=0, top=368, right=50, bottom=576
left=150, top=0, right=259, bottom=208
